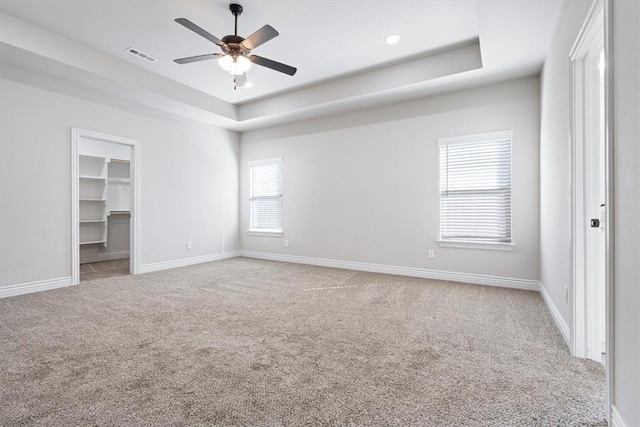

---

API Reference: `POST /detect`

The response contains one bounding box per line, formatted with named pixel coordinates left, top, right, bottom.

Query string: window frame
left=248, top=157, right=284, bottom=237
left=436, top=130, right=515, bottom=251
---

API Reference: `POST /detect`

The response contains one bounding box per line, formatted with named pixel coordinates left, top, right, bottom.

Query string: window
left=438, top=131, right=513, bottom=249
left=249, top=158, right=283, bottom=236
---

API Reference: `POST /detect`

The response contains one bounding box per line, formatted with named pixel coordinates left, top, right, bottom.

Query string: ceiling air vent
left=125, top=47, right=157, bottom=63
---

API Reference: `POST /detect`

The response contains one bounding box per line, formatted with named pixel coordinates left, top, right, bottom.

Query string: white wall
left=240, top=77, right=540, bottom=282
left=0, top=78, right=240, bottom=290
left=539, top=0, right=593, bottom=324
left=612, top=0, right=640, bottom=424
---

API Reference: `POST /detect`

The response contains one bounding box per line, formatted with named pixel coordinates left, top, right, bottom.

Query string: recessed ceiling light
left=385, top=34, right=400, bottom=45
left=244, top=81, right=254, bottom=89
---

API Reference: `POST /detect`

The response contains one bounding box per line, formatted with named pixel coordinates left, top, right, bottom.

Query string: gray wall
left=539, top=0, right=592, bottom=324
left=241, top=77, right=541, bottom=281
left=0, top=78, right=240, bottom=289
left=612, top=0, right=640, bottom=424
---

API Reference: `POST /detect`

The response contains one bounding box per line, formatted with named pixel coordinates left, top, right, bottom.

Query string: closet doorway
left=71, top=129, right=140, bottom=284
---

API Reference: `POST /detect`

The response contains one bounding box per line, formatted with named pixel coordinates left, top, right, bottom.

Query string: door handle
left=591, top=218, right=600, bottom=228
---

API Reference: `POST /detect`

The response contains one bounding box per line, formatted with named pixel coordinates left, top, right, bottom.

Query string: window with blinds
left=439, top=132, right=512, bottom=243
left=249, top=158, right=283, bottom=233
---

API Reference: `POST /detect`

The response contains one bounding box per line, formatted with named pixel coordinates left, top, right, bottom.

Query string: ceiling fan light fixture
left=385, top=34, right=400, bottom=45
left=230, top=55, right=252, bottom=75
left=218, top=54, right=233, bottom=71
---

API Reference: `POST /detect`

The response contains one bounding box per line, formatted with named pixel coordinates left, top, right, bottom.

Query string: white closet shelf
left=79, top=175, right=107, bottom=180
left=108, top=177, right=130, bottom=183
left=79, top=198, right=106, bottom=202
left=79, top=240, right=106, bottom=245
left=80, top=220, right=106, bottom=223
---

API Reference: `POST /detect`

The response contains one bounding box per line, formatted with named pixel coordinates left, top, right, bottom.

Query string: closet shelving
left=107, top=160, right=131, bottom=215
left=78, top=155, right=131, bottom=254
left=79, top=155, right=108, bottom=246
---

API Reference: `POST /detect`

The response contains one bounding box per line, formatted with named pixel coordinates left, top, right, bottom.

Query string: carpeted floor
left=80, top=258, right=130, bottom=282
left=0, top=258, right=606, bottom=426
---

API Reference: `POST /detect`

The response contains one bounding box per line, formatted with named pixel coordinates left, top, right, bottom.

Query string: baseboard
left=80, top=251, right=129, bottom=264
left=611, top=405, right=630, bottom=427
left=0, top=277, right=74, bottom=299
left=239, top=251, right=540, bottom=291
left=539, top=283, right=570, bottom=346
left=1, top=252, right=241, bottom=297
left=139, top=251, right=241, bottom=274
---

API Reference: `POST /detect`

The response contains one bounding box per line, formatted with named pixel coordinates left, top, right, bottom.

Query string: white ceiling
left=0, top=0, right=564, bottom=131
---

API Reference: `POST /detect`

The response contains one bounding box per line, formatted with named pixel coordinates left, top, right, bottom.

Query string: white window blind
left=250, top=159, right=283, bottom=232
left=439, top=135, right=512, bottom=243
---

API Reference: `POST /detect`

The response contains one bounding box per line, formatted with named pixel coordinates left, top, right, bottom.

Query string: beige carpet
left=80, top=258, right=130, bottom=282
left=0, top=258, right=606, bottom=426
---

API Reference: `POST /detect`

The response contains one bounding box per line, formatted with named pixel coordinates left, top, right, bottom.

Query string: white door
left=569, top=2, right=606, bottom=363
left=585, top=49, right=606, bottom=362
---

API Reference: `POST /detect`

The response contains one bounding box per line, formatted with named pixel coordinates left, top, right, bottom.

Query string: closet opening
left=71, top=129, right=140, bottom=284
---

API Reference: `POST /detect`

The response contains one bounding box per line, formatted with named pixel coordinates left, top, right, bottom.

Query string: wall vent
left=125, top=47, right=157, bottom=63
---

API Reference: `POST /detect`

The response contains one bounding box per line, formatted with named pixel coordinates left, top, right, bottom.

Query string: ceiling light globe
left=230, top=55, right=252, bottom=75
left=218, top=54, right=233, bottom=71
left=236, top=55, right=252, bottom=73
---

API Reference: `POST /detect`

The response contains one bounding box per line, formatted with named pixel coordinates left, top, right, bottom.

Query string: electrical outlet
left=284, top=240, right=289, bottom=247
left=428, top=249, right=435, bottom=259
left=187, top=242, right=192, bottom=250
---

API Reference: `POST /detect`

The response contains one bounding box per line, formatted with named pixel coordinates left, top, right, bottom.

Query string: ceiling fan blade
left=241, top=25, right=279, bottom=50
left=250, top=55, right=297, bottom=76
left=175, top=18, right=224, bottom=46
left=174, top=53, right=220, bottom=64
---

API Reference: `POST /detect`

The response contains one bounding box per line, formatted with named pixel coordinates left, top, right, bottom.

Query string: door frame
left=71, top=128, right=141, bottom=284
left=569, top=0, right=614, bottom=423
left=569, top=0, right=604, bottom=361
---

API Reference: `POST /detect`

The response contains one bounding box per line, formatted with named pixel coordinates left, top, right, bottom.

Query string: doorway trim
left=71, top=128, right=141, bottom=285
left=569, top=0, right=604, bottom=361
left=602, top=0, right=615, bottom=421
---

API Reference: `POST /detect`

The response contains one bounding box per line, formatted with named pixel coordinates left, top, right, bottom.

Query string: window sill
left=437, top=240, right=515, bottom=251
left=247, top=229, right=283, bottom=237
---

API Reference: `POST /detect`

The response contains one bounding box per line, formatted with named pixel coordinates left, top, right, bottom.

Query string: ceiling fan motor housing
left=221, top=35, right=248, bottom=56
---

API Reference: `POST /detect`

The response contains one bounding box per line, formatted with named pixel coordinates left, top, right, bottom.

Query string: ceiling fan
left=174, top=3, right=297, bottom=88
